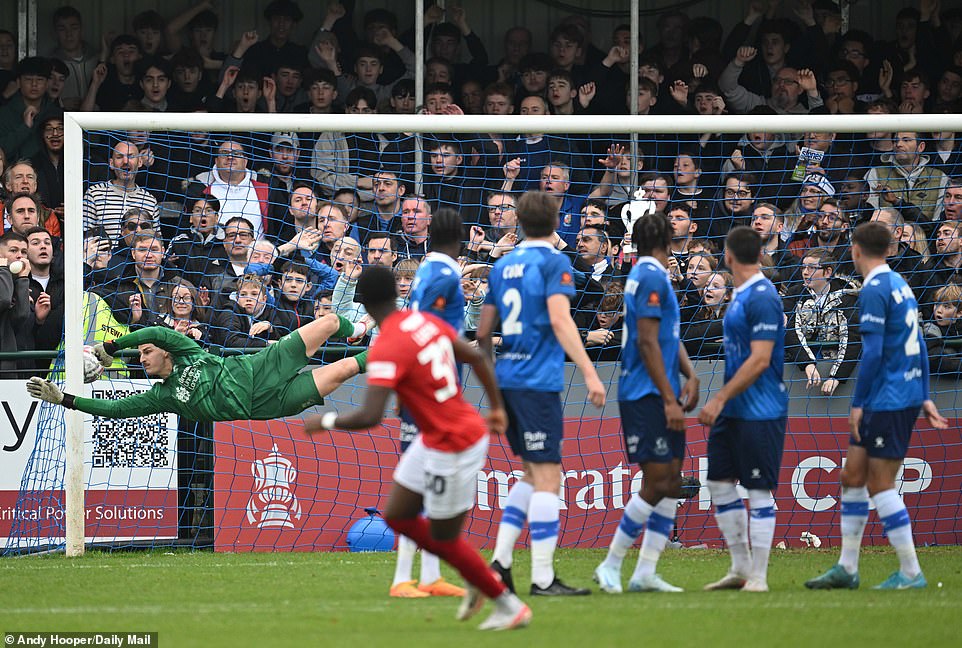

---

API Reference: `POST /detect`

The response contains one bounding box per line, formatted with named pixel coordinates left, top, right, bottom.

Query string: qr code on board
left=91, top=388, right=171, bottom=468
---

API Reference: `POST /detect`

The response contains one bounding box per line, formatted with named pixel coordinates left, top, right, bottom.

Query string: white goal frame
left=63, top=110, right=962, bottom=556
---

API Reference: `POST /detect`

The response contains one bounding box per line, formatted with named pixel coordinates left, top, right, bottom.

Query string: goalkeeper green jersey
left=71, top=326, right=319, bottom=422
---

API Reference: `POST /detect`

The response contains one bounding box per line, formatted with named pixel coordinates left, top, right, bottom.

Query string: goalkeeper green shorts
left=248, top=331, right=322, bottom=419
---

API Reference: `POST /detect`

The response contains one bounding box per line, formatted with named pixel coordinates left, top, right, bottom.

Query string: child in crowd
left=273, top=261, right=315, bottom=337
left=923, top=284, right=962, bottom=375
left=394, top=258, right=419, bottom=306
left=212, top=273, right=276, bottom=349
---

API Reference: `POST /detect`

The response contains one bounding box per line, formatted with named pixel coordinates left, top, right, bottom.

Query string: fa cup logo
left=620, top=187, right=657, bottom=254
left=246, top=444, right=302, bottom=528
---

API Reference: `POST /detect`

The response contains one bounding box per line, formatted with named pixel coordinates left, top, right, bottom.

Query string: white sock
left=393, top=534, right=416, bottom=586
left=708, top=480, right=751, bottom=576
left=419, top=550, right=441, bottom=584
left=601, top=493, right=654, bottom=570
left=838, top=486, right=869, bottom=574
left=748, top=490, right=776, bottom=582
left=528, top=491, right=560, bottom=589
left=632, top=498, right=677, bottom=580
left=873, top=488, right=921, bottom=578
left=492, top=481, right=533, bottom=568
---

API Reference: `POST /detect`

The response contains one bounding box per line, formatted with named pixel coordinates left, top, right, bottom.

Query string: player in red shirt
left=306, top=266, right=532, bottom=631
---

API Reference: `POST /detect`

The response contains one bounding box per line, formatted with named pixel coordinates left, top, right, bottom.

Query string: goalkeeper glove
left=92, top=342, right=114, bottom=367
left=347, top=315, right=375, bottom=345
left=26, top=377, right=64, bottom=404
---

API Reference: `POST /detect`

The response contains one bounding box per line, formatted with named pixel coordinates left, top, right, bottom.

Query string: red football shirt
left=367, top=310, right=487, bottom=452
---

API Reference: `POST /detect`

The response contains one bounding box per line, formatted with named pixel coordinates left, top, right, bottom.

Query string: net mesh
left=4, top=118, right=961, bottom=555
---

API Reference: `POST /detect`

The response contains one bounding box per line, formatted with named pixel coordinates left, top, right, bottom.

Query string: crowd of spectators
left=2, top=0, right=962, bottom=385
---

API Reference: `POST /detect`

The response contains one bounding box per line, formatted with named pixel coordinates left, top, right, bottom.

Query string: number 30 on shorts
left=425, top=473, right=447, bottom=495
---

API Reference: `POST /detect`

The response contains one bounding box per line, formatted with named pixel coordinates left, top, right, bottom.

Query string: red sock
left=387, top=516, right=506, bottom=599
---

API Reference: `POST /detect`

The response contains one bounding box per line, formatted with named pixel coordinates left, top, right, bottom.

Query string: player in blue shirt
left=698, top=226, right=787, bottom=593
left=389, top=208, right=468, bottom=600
left=478, top=190, right=606, bottom=597
left=594, top=212, right=700, bottom=594
left=806, top=222, right=947, bottom=591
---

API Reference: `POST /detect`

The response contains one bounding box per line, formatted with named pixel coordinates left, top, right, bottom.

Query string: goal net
left=3, top=111, right=960, bottom=555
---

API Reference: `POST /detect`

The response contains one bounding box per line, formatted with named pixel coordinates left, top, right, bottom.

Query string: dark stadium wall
left=15, top=1, right=922, bottom=62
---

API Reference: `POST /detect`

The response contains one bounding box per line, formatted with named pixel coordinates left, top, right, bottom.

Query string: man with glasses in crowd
left=195, top=140, right=270, bottom=238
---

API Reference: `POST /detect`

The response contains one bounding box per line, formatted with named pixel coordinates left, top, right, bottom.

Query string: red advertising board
left=213, top=417, right=962, bottom=552
left=0, top=489, right=177, bottom=540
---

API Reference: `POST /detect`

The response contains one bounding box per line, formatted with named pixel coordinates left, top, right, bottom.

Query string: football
left=83, top=345, right=104, bottom=383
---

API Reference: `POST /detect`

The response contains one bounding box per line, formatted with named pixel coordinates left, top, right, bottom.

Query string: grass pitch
left=2, top=547, right=960, bottom=647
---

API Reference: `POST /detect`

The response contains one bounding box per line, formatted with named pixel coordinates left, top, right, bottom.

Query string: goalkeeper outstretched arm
left=94, top=326, right=206, bottom=365
left=26, top=376, right=168, bottom=419
left=27, top=327, right=203, bottom=420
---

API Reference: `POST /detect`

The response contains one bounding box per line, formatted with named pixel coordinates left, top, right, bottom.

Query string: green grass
left=2, top=547, right=961, bottom=647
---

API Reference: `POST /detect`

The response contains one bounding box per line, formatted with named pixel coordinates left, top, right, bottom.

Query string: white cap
left=271, top=132, right=299, bottom=150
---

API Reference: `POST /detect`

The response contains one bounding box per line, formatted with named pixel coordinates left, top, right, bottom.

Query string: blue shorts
left=707, top=416, right=786, bottom=490
left=619, top=396, right=686, bottom=465
left=398, top=406, right=418, bottom=452
left=502, top=389, right=563, bottom=463
left=851, top=407, right=919, bottom=459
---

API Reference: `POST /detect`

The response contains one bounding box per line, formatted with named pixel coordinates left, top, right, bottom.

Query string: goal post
left=42, top=110, right=962, bottom=556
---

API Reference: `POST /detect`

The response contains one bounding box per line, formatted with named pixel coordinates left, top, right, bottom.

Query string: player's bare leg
left=298, top=313, right=343, bottom=356
left=382, top=483, right=530, bottom=629
left=311, top=358, right=362, bottom=398
left=299, top=314, right=368, bottom=397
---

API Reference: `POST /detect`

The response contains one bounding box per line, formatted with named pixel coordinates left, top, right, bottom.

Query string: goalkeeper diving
left=26, top=314, right=370, bottom=421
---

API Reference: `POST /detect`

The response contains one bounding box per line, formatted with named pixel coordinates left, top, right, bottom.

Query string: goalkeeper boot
left=490, top=560, right=515, bottom=594
left=703, top=572, right=748, bottom=591
left=593, top=563, right=623, bottom=594
left=628, top=573, right=683, bottom=593
left=418, top=577, right=465, bottom=597
left=873, top=570, right=927, bottom=590
left=805, top=564, right=860, bottom=590
left=389, top=580, right=430, bottom=598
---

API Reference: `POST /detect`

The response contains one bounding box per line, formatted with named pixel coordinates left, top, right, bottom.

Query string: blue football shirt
left=485, top=241, right=576, bottom=391
left=619, top=256, right=681, bottom=402
left=409, top=252, right=464, bottom=334
left=722, top=272, right=788, bottom=420
left=854, top=264, right=926, bottom=411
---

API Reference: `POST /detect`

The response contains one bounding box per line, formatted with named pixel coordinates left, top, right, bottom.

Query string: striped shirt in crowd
left=82, top=181, right=160, bottom=246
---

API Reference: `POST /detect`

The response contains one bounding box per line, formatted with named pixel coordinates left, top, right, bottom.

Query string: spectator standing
left=84, top=35, right=143, bottom=111
left=242, top=0, right=307, bottom=78
left=25, top=225, right=62, bottom=374
left=31, top=112, right=64, bottom=217
left=83, top=141, right=159, bottom=247
left=0, top=231, right=32, bottom=376
left=865, top=132, right=948, bottom=230
left=49, top=5, right=98, bottom=110
left=194, top=140, right=269, bottom=239
left=785, top=249, right=860, bottom=396
left=0, top=57, right=58, bottom=160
